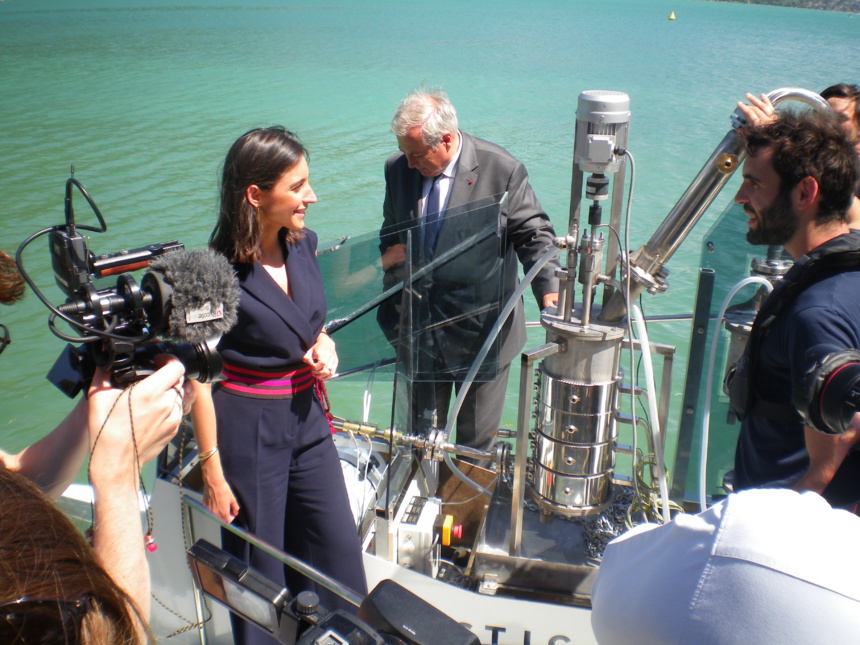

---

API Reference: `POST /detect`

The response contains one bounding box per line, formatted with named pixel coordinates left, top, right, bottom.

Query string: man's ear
left=793, top=176, right=820, bottom=213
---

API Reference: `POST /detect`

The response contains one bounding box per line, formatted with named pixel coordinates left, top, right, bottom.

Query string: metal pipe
left=598, top=87, right=831, bottom=323
left=182, top=496, right=364, bottom=608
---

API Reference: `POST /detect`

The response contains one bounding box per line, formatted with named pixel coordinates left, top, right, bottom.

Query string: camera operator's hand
left=795, top=415, right=860, bottom=495
left=87, top=359, right=187, bottom=468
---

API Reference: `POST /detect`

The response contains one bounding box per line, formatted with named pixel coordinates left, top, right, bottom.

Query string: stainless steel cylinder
left=541, top=314, right=625, bottom=383
left=537, top=376, right=617, bottom=445
left=527, top=315, right=624, bottom=516
left=532, top=465, right=613, bottom=513
left=534, top=432, right=615, bottom=477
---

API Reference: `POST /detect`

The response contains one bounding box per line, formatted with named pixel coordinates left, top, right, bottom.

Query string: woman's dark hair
left=0, top=466, right=145, bottom=643
left=740, top=110, right=859, bottom=224
left=210, top=126, right=309, bottom=264
left=821, top=83, right=860, bottom=131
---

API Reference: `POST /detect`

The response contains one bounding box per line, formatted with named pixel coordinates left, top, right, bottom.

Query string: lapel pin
left=468, top=180, right=474, bottom=185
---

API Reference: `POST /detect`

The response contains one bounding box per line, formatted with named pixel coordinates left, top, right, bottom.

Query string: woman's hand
left=187, top=380, right=240, bottom=523
left=201, top=459, right=241, bottom=524
left=303, top=331, right=339, bottom=380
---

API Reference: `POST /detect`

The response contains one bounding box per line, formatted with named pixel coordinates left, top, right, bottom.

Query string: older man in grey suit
left=379, top=87, right=559, bottom=454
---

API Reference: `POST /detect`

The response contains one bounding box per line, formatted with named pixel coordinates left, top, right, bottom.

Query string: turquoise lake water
left=1, top=0, right=858, bottom=489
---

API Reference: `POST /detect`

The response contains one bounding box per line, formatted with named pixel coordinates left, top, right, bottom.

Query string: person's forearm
left=190, top=383, right=218, bottom=456
left=190, top=384, right=226, bottom=486
left=795, top=424, right=857, bottom=495
left=792, top=468, right=833, bottom=495
left=15, top=397, right=89, bottom=499
left=91, top=465, right=150, bottom=632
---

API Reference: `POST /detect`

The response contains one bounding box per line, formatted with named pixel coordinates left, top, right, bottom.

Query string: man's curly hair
left=739, top=110, right=859, bottom=225
left=0, top=249, right=25, bottom=305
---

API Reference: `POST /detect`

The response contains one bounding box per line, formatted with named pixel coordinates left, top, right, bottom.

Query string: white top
left=591, top=488, right=860, bottom=645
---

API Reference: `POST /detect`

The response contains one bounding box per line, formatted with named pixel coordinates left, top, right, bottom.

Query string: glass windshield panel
left=319, top=194, right=509, bottom=433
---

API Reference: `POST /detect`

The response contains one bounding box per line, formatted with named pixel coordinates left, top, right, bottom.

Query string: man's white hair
left=391, top=86, right=458, bottom=148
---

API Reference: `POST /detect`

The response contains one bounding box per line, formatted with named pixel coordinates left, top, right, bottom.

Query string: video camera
left=16, top=169, right=238, bottom=397
left=188, top=539, right=479, bottom=645
left=796, top=345, right=860, bottom=435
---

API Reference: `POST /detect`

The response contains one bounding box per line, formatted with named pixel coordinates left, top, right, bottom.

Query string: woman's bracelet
left=198, top=445, right=219, bottom=462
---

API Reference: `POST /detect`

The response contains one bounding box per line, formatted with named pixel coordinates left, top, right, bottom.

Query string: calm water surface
left=1, top=0, right=857, bottom=483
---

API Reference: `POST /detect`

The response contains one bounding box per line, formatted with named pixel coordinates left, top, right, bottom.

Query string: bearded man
left=729, top=110, right=860, bottom=510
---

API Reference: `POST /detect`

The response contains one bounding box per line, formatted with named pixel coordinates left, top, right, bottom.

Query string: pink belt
left=219, top=362, right=314, bottom=399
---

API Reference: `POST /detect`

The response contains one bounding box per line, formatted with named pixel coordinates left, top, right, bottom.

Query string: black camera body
left=47, top=226, right=226, bottom=396
left=30, top=172, right=230, bottom=397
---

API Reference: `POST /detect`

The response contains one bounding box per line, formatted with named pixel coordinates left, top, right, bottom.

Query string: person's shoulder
left=465, top=132, right=513, bottom=157
left=465, top=132, right=523, bottom=170
left=792, top=267, right=860, bottom=314
left=295, top=229, right=318, bottom=252
left=385, top=151, right=406, bottom=171
left=303, top=229, right=318, bottom=245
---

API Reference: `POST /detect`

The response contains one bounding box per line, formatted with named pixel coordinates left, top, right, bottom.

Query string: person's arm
left=504, top=160, right=561, bottom=307
left=303, top=329, right=339, bottom=380
left=736, top=92, right=777, bottom=127
left=380, top=243, right=407, bottom=271
left=0, top=398, right=90, bottom=499
left=786, top=306, right=860, bottom=494
left=794, top=417, right=860, bottom=494
left=87, top=360, right=187, bottom=630
left=379, top=155, right=411, bottom=267
left=190, top=380, right=240, bottom=524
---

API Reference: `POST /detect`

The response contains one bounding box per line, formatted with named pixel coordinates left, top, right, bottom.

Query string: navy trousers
left=215, top=387, right=367, bottom=645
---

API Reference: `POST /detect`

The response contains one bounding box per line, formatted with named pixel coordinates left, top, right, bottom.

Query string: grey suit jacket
left=380, top=131, right=559, bottom=371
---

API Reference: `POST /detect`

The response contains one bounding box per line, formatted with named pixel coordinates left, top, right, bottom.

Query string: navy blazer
left=218, top=228, right=325, bottom=370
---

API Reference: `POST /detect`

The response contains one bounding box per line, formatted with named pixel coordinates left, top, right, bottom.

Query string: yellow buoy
left=669, top=11, right=676, bottom=20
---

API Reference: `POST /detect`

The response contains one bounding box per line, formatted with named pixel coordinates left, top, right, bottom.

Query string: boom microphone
left=142, top=249, right=240, bottom=345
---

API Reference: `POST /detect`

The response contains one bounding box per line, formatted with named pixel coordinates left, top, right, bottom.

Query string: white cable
left=630, top=304, right=672, bottom=523
left=441, top=244, right=561, bottom=499
left=617, top=148, right=642, bottom=504
left=698, top=276, right=773, bottom=511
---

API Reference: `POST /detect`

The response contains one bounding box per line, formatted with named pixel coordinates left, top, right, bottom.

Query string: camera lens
left=167, top=342, right=223, bottom=383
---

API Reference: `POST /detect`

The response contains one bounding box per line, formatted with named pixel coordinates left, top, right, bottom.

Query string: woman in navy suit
left=191, top=127, right=366, bottom=645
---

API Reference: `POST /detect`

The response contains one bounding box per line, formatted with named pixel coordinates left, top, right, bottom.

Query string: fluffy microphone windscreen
left=146, top=249, right=240, bottom=345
